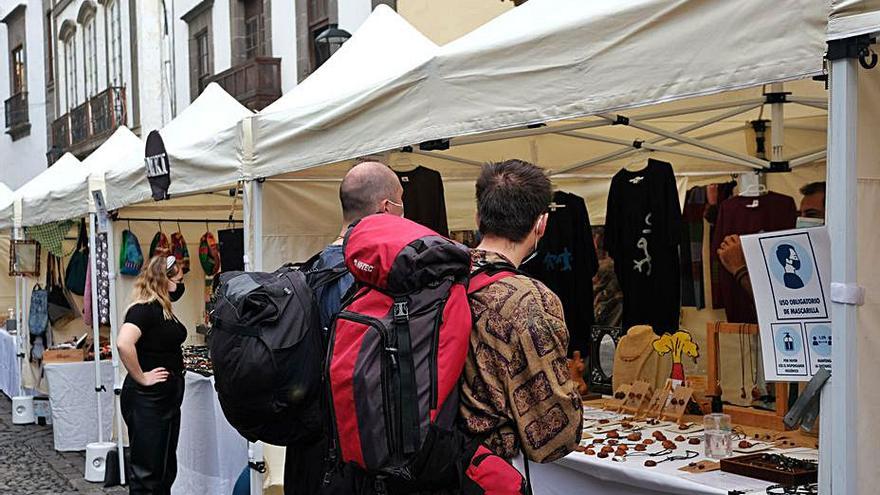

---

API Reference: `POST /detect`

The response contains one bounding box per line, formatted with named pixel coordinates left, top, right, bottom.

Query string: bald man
left=285, top=160, right=403, bottom=495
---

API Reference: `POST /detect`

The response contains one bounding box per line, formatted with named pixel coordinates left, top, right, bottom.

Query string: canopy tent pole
left=788, top=149, right=827, bottom=168
left=553, top=102, right=763, bottom=174
left=599, top=113, right=771, bottom=169
left=243, top=179, right=265, bottom=495
left=410, top=150, right=484, bottom=168
left=87, top=213, right=106, bottom=444
left=825, top=37, right=863, bottom=495
left=770, top=82, right=786, bottom=162
left=13, top=225, right=25, bottom=397
left=788, top=96, right=829, bottom=110
left=102, top=217, right=126, bottom=485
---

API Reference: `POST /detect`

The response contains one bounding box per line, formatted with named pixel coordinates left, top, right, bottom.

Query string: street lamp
left=314, top=24, right=351, bottom=68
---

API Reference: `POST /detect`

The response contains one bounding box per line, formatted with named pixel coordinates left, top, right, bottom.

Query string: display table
left=174, top=372, right=248, bottom=495
left=0, top=329, right=21, bottom=398
left=525, top=404, right=819, bottom=495
left=45, top=361, right=116, bottom=451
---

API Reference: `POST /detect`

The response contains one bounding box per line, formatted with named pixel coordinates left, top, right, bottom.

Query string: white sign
left=742, top=227, right=831, bottom=381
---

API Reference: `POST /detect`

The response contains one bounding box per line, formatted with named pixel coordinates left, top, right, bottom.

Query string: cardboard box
left=43, top=348, right=86, bottom=363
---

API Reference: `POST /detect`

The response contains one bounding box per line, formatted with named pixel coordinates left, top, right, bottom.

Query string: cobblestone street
left=0, top=397, right=127, bottom=495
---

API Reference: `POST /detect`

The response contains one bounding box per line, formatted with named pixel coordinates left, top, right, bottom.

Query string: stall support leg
left=826, top=45, right=860, bottom=495
left=103, top=219, right=126, bottom=485
left=88, top=214, right=105, bottom=444
left=243, top=179, right=265, bottom=495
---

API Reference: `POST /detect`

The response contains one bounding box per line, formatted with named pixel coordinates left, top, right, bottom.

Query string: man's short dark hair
left=475, top=159, right=551, bottom=243
left=800, top=181, right=826, bottom=197
left=339, top=161, right=400, bottom=223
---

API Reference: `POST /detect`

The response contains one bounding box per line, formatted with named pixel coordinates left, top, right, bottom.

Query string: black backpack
left=209, top=260, right=347, bottom=446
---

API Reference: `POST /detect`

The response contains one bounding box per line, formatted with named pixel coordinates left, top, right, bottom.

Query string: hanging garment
left=198, top=232, right=221, bottom=276
left=27, top=220, right=75, bottom=258
left=29, top=283, right=49, bottom=362
left=46, top=255, right=76, bottom=326
left=119, top=229, right=145, bottom=276
left=704, top=181, right=737, bottom=309
left=395, top=166, right=449, bottom=236
left=522, top=191, right=599, bottom=357
left=604, top=159, right=682, bottom=335
left=170, top=232, right=190, bottom=274
left=150, top=231, right=171, bottom=258
left=711, top=192, right=797, bottom=323
left=680, top=186, right=707, bottom=309
left=65, top=219, right=89, bottom=296
left=218, top=228, right=244, bottom=272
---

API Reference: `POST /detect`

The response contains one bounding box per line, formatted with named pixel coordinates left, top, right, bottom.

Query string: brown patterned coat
left=460, top=250, right=583, bottom=463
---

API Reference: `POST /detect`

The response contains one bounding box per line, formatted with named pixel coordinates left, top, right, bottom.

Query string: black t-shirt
left=522, top=191, right=599, bottom=357
left=395, top=166, right=449, bottom=236
left=124, top=301, right=187, bottom=373
left=604, top=159, right=682, bottom=334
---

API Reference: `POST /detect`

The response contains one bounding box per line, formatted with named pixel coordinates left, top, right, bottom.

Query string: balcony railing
left=4, top=91, right=29, bottom=138
left=52, top=86, right=126, bottom=155
left=207, top=57, right=281, bottom=111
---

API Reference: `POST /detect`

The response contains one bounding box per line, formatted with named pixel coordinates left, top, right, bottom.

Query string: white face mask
left=796, top=217, right=824, bottom=229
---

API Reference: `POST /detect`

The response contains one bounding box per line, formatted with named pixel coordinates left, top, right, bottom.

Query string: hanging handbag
left=47, top=255, right=76, bottom=326
left=29, top=283, right=49, bottom=361
left=119, top=228, right=145, bottom=276
left=65, top=219, right=89, bottom=295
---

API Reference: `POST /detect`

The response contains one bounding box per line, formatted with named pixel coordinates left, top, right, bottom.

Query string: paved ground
left=0, top=396, right=127, bottom=495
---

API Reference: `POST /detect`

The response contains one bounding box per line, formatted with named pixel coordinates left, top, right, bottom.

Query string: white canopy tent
left=829, top=0, right=880, bottom=39
left=101, top=83, right=252, bottom=211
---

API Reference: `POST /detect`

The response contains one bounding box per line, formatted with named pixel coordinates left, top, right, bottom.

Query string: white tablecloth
left=44, top=360, right=115, bottom=451
left=174, top=372, right=248, bottom=495
left=0, top=330, right=21, bottom=398
left=520, top=418, right=787, bottom=495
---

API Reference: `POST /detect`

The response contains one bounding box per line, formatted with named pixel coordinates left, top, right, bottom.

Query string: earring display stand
left=608, top=384, right=632, bottom=411
left=645, top=381, right=673, bottom=418
left=706, top=322, right=791, bottom=430
left=622, top=381, right=652, bottom=415
left=662, top=386, right=694, bottom=423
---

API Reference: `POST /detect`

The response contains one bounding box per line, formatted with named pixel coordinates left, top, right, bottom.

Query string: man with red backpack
left=285, top=160, right=405, bottom=495
left=460, top=159, right=584, bottom=473
left=323, top=159, right=582, bottom=494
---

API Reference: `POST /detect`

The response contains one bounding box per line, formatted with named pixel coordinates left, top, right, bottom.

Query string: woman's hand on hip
left=139, top=367, right=170, bottom=386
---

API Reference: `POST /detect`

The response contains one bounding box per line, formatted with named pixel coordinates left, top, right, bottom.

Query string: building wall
left=0, top=1, right=49, bottom=189
left=396, top=0, right=512, bottom=45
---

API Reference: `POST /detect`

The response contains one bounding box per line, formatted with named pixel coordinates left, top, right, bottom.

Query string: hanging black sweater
left=522, top=191, right=599, bottom=357
left=604, top=159, right=682, bottom=335
left=395, top=166, right=449, bottom=236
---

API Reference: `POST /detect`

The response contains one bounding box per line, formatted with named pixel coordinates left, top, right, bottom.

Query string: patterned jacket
left=460, top=250, right=583, bottom=463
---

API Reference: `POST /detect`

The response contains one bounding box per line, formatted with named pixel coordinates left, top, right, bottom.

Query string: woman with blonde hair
left=118, top=255, right=187, bottom=494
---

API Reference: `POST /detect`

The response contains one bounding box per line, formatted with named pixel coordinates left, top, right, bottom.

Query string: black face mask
left=169, top=282, right=185, bottom=302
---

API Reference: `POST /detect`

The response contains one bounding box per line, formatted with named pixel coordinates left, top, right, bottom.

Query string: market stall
left=0, top=182, right=19, bottom=399
left=235, top=2, right=843, bottom=493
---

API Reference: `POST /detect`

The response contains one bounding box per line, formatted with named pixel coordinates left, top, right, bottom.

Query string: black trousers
left=121, top=374, right=185, bottom=495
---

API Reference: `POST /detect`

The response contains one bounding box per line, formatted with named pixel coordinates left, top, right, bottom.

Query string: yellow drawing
left=653, top=331, right=700, bottom=381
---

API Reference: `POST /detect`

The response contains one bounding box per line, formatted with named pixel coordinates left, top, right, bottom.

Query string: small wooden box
left=720, top=453, right=817, bottom=485
left=43, top=348, right=86, bottom=363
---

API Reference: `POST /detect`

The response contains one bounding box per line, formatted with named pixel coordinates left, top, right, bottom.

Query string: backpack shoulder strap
left=468, top=261, right=522, bottom=295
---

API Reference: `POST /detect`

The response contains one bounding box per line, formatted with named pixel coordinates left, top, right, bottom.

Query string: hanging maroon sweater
left=711, top=192, right=798, bottom=323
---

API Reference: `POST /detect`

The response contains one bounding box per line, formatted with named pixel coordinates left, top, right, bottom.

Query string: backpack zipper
left=335, top=311, right=398, bottom=460
left=428, top=298, right=448, bottom=410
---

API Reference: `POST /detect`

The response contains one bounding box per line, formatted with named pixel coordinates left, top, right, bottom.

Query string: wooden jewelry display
left=662, top=386, right=694, bottom=422
left=607, top=384, right=632, bottom=411
left=706, top=322, right=791, bottom=430
left=622, top=380, right=652, bottom=415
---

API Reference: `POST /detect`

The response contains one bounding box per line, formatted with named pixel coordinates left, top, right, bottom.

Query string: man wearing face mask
left=285, top=160, right=404, bottom=495
left=460, top=159, right=583, bottom=468
left=717, top=181, right=825, bottom=295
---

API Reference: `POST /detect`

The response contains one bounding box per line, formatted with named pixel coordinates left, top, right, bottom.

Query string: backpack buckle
left=392, top=301, right=409, bottom=321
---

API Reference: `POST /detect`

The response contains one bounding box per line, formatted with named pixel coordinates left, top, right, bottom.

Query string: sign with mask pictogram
left=144, top=130, right=171, bottom=201
left=742, top=227, right=831, bottom=381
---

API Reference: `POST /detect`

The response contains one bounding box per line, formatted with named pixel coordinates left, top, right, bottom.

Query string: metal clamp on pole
left=830, top=282, right=866, bottom=306
left=249, top=461, right=267, bottom=473
left=827, top=34, right=877, bottom=69
left=95, top=385, right=106, bottom=392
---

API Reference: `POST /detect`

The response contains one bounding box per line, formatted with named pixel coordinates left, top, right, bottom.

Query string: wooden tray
left=720, top=453, right=817, bottom=486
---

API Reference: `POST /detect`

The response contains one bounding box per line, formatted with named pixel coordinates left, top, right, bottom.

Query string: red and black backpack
left=327, top=214, right=531, bottom=494
left=327, top=214, right=472, bottom=480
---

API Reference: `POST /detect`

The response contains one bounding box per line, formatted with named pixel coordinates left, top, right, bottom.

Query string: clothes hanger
left=623, top=148, right=650, bottom=172
left=392, top=151, right=417, bottom=173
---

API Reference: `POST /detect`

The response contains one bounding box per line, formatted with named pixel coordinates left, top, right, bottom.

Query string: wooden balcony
left=52, top=86, right=126, bottom=157
left=4, top=91, right=30, bottom=140
left=207, top=57, right=281, bottom=111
